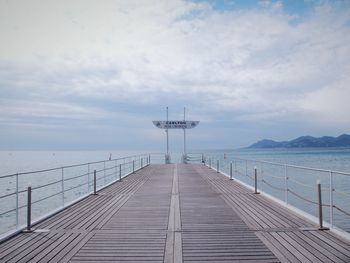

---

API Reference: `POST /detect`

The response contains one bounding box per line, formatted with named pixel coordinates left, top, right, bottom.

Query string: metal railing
left=204, top=154, right=350, bottom=236
left=0, top=153, right=150, bottom=241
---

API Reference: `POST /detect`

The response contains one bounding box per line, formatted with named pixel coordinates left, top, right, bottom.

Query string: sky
left=0, top=0, right=350, bottom=151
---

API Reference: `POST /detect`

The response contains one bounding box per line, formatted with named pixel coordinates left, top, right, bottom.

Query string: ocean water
left=0, top=148, right=349, bottom=237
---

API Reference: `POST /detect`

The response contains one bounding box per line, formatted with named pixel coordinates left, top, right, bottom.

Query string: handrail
left=0, top=153, right=151, bottom=240
left=204, top=153, right=350, bottom=235
left=233, top=156, right=350, bottom=176
left=0, top=153, right=147, bottom=178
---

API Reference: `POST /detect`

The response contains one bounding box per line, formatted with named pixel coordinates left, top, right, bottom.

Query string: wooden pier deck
left=1, top=164, right=350, bottom=262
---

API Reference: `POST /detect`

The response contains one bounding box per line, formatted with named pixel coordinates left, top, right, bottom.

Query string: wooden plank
left=1, top=163, right=349, bottom=263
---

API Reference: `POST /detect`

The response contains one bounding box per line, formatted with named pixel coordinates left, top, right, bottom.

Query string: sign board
left=152, top=120, right=199, bottom=129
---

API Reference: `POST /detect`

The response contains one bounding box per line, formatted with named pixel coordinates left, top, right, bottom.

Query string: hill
left=248, top=134, right=350, bottom=148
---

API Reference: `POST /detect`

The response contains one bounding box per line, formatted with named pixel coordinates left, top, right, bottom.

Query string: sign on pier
left=152, top=107, right=199, bottom=164
left=152, top=121, right=199, bottom=129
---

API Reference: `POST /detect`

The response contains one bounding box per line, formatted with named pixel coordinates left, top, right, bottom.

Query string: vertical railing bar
left=93, top=170, right=97, bottom=195
left=234, top=160, right=237, bottom=177
left=317, top=181, right=328, bottom=230
left=15, top=173, right=19, bottom=229
left=285, top=164, right=288, bottom=205
left=119, top=164, right=122, bottom=181
left=261, top=163, right=264, bottom=193
left=230, top=162, right=233, bottom=180
left=330, top=171, right=334, bottom=228
left=254, top=167, right=259, bottom=194
left=26, top=186, right=32, bottom=232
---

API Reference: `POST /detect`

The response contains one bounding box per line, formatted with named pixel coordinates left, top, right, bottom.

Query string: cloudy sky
left=0, top=0, right=349, bottom=151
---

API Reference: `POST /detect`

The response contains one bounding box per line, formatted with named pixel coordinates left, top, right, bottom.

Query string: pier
left=1, top=163, right=350, bottom=262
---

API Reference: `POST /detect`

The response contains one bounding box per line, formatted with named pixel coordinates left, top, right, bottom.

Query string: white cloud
left=0, top=0, right=350, bottom=129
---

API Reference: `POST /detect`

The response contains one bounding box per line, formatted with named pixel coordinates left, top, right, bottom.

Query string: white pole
left=166, top=106, right=169, bottom=155
left=330, top=171, right=334, bottom=227
left=183, top=107, right=186, bottom=156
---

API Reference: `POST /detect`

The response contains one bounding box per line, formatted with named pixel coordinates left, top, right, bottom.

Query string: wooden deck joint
left=164, top=164, right=183, bottom=263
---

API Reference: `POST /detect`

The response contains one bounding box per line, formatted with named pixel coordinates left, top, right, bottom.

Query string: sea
left=0, top=148, right=350, bottom=237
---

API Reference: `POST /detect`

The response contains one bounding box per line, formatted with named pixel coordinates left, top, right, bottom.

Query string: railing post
left=230, top=162, right=233, bottom=180
left=317, top=181, right=329, bottom=230
left=26, top=186, right=32, bottom=232
left=15, top=173, right=19, bottom=229
left=254, top=167, right=259, bottom=194
left=285, top=164, right=288, bottom=205
left=93, top=170, right=97, bottom=195
left=209, top=158, right=211, bottom=168
left=141, top=158, right=143, bottom=168
left=133, top=160, right=135, bottom=173
left=261, top=165, right=264, bottom=193
left=119, top=164, right=122, bottom=181
left=217, top=160, right=219, bottom=173
left=329, top=171, right=334, bottom=228
left=61, top=168, right=65, bottom=206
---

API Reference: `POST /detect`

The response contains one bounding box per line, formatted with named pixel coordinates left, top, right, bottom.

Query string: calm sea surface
left=0, top=148, right=349, bottom=236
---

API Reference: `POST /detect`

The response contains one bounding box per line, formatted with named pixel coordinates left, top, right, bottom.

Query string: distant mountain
left=248, top=134, right=350, bottom=148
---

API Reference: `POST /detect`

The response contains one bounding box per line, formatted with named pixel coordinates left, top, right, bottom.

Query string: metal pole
left=26, top=186, right=32, bottom=232
left=166, top=106, right=169, bottom=156
left=133, top=160, right=135, bottom=173
left=141, top=158, right=143, bottom=168
left=16, top=173, right=19, bottom=228
left=183, top=107, right=186, bottom=158
left=261, top=165, right=264, bottom=193
left=330, top=171, right=334, bottom=228
left=230, top=162, right=233, bottom=180
left=119, top=164, right=122, bottom=181
left=285, top=164, right=288, bottom=205
left=254, top=167, right=259, bottom=194
left=217, top=160, right=219, bottom=173
left=61, top=168, right=64, bottom=206
left=93, top=170, right=97, bottom=195
left=317, top=181, right=329, bottom=230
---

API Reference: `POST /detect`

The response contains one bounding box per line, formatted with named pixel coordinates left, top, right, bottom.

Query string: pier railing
left=204, top=154, right=350, bottom=237
left=0, top=153, right=150, bottom=241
